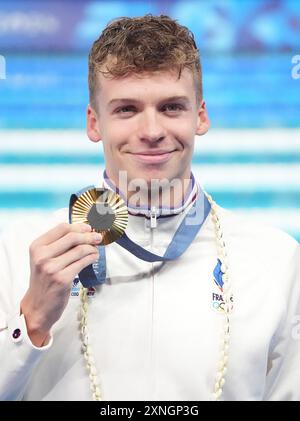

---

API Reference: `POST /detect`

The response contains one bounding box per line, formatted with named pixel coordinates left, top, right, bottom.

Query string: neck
left=103, top=170, right=197, bottom=216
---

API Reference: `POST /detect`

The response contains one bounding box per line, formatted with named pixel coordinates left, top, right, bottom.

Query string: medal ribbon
left=69, top=178, right=211, bottom=287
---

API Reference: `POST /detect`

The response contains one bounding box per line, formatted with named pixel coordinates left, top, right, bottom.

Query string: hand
left=20, top=223, right=102, bottom=347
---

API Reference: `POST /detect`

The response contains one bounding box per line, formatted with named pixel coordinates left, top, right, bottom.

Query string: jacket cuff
left=7, top=312, right=53, bottom=350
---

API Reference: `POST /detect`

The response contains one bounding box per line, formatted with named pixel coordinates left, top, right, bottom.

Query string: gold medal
left=71, top=188, right=128, bottom=245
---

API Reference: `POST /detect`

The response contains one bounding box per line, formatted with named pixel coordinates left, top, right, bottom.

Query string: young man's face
left=87, top=68, right=209, bottom=191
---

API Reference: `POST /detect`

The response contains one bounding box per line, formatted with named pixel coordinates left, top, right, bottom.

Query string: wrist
left=23, top=313, right=51, bottom=347
left=20, top=299, right=51, bottom=347
left=26, top=328, right=51, bottom=348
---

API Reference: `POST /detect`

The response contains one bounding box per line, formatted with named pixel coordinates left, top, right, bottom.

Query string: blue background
left=0, top=0, right=299, bottom=241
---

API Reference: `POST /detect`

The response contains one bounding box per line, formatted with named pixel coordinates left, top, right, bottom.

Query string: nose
left=138, top=109, right=165, bottom=144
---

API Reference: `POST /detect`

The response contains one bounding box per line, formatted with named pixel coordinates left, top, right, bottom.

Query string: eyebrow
left=107, top=96, right=191, bottom=107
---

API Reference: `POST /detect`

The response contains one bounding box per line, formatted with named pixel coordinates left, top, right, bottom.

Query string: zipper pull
left=150, top=206, right=158, bottom=228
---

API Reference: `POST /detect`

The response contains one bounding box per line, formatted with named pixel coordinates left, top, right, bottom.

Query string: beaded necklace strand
left=78, top=192, right=231, bottom=401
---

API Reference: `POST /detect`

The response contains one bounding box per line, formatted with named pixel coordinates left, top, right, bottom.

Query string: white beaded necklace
left=78, top=192, right=232, bottom=401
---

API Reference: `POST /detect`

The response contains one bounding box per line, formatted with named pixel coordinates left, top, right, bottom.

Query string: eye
left=115, top=105, right=136, bottom=114
left=162, top=103, right=184, bottom=113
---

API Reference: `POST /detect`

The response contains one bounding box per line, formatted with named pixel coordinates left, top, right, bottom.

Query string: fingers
left=44, top=230, right=103, bottom=259
left=30, top=222, right=103, bottom=283
left=60, top=252, right=100, bottom=283
left=49, top=244, right=100, bottom=273
left=32, top=222, right=92, bottom=248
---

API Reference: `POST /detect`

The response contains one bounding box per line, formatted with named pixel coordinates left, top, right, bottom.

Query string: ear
left=196, top=100, right=210, bottom=136
left=87, top=104, right=102, bottom=143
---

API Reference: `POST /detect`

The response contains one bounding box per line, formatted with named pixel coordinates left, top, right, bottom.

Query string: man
left=0, top=15, right=300, bottom=401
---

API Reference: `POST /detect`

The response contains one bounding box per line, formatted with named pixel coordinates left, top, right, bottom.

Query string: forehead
left=97, top=68, right=196, bottom=103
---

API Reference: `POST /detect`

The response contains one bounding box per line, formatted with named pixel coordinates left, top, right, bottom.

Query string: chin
left=136, top=166, right=172, bottom=180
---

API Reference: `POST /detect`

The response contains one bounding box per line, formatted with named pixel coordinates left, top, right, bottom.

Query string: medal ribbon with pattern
left=69, top=177, right=211, bottom=287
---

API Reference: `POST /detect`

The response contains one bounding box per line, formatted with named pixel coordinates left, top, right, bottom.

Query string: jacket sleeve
left=0, top=229, right=53, bottom=401
left=263, top=243, right=300, bottom=401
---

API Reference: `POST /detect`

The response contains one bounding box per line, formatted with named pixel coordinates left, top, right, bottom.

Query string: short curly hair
left=88, top=14, right=202, bottom=108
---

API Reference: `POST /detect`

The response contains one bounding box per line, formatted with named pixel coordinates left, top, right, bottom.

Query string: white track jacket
left=0, top=186, right=300, bottom=401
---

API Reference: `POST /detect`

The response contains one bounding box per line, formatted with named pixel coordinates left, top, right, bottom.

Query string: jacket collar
left=102, top=170, right=198, bottom=219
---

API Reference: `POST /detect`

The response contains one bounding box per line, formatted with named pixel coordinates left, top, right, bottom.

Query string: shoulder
left=0, top=208, right=70, bottom=300
left=216, top=205, right=299, bottom=265
left=0, top=208, right=69, bottom=251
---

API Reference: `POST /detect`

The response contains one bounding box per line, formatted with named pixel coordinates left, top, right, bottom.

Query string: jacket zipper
left=150, top=206, right=158, bottom=228
left=149, top=206, right=158, bottom=398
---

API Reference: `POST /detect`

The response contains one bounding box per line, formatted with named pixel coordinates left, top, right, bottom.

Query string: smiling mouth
left=129, top=150, right=176, bottom=164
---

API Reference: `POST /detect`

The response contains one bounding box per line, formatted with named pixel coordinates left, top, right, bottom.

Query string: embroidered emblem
left=212, top=259, right=233, bottom=313
left=213, top=259, right=224, bottom=292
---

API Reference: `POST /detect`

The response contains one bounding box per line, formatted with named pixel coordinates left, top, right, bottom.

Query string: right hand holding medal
left=20, top=222, right=102, bottom=347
